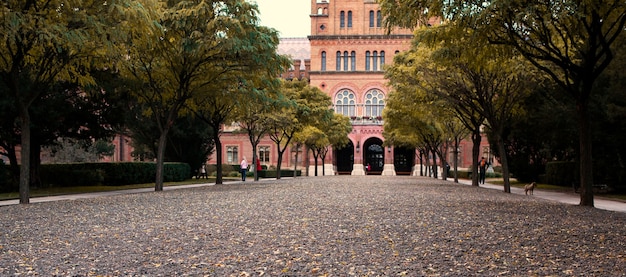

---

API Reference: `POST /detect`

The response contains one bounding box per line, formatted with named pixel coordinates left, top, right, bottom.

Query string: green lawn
left=0, top=177, right=239, bottom=201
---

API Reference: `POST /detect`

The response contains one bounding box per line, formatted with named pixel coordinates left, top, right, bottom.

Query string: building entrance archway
left=364, top=138, right=384, bottom=175
left=334, top=141, right=354, bottom=175
left=394, top=147, right=415, bottom=175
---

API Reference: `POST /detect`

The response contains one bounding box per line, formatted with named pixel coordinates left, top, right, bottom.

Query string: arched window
left=347, top=11, right=353, bottom=27
left=335, top=90, right=356, bottom=116
left=373, top=51, right=378, bottom=71
left=336, top=51, right=341, bottom=71
left=227, top=146, right=239, bottom=164
left=369, top=11, right=375, bottom=27
left=365, top=89, right=385, bottom=117
left=350, top=51, right=356, bottom=71
left=343, top=51, right=348, bottom=71
left=380, top=51, right=385, bottom=68
left=377, top=10, right=382, bottom=27
left=340, top=11, right=345, bottom=28
left=321, top=51, right=326, bottom=71
left=365, top=51, right=371, bottom=71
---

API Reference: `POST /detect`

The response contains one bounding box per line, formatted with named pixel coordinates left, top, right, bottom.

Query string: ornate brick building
left=308, top=0, right=418, bottom=175
left=213, top=0, right=494, bottom=176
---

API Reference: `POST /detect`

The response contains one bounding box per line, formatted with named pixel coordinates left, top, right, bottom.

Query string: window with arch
left=373, top=51, right=378, bottom=71
left=380, top=51, right=385, bottom=68
left=350, top=51, right=356, bottom=71
left=343, top=51, right=348, bottom=71
left=369, top=11, right=375, bottom=27
left=259, top=146, right=270, bottom=163
left=335, top=90, right=356, bottom=116
left=348, top=11, right=353, bottom=27
left=365, top=51, right=371, bottom=70
left=336, top=51, right=341, bottom=71
left=365, top=89, right=385, bottom=117
left=377, top=10, right=382, bottom=27
left=340, top=11, right=345, bottom=28
left=321, top=51, right=326, bottom=71
left=226, top=146, right=239, bottom=164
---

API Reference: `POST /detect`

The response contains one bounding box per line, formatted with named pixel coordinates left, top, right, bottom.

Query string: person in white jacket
left=240, top=157, right=248, bottom=181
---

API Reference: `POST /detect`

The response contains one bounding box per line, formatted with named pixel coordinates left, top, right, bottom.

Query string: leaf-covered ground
left=1, top=176, right=624, bottom=276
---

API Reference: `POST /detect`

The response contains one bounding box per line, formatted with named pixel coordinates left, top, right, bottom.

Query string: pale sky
left=252, top=0, right=311, bottom=38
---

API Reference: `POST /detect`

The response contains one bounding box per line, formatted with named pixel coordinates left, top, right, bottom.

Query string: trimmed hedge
left=38, top=162, right=191, bottom=187
left=545, top=161, right=577, bottom=187
left=259, top=170, right=302, bottom=178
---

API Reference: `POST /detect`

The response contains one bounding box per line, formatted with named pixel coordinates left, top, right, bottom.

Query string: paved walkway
left=456, top=178, right=626, bottom=213
left=1, top=177, right=625, bottom=213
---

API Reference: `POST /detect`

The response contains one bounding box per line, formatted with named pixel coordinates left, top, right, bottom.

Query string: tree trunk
left=431, top=148, right=438, bottom=179
left=424, top=148, right=433, bottom=177
left=18, top=105, right=31, bottom=204
left=214, top=131, right=223, bottom=185
left=471, top=129, right=482, bottom=186
left=276, top=150, right=284, bottom=179
left=320, top=147, right=327, bottom=176
left=439, top=143, right=448, bottom=181
left=293, top=143, right=300, bottom=177
left=155, top=129, right=169, bottom=191
left=453, top=138, right=460, bottom=183
left=578, top=99, right=594, bottom=206
left=252, top=144, right=258, bottom=181
left=495, top=132, right=511, bottom=193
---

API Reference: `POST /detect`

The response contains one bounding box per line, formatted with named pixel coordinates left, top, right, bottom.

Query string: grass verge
left=0, top=177, right=239, bottom=201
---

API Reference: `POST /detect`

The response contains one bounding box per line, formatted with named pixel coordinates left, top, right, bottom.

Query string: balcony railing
left=349, top=116, right=383, bottom=125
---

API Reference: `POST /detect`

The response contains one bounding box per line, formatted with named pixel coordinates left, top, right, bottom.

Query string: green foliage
left=545, top=162, right=578, bottom=187
left=0, top=160, right=16, bottom=192
left=259, top=170, right=302, bottom=178
left=39, top=167, right=105, bottom=187
left=66, top=162, right=189, bottom=186
left=5, top=162, right=190, bottom=189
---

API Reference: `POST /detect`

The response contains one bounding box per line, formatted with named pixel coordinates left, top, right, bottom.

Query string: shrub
left=38, top=162, right=190, bottom=187
left=451, top=170, right=472, bottom=179
left=259, top=170, right=302, bottom=178
left=545, top=161, right=577, bottom=187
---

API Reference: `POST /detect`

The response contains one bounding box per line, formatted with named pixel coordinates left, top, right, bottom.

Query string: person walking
left=199, top=164, right=207, bottom=179
left=479, top=157, right=488, bottom=184
left=240, top=157, right=249, bottom=181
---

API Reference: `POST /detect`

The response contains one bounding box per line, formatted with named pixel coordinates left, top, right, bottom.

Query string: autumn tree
left=266, top=79, right=333, bottom=179
left=385, top=46, right=484, bottom=184
left=235, top=84, right=282, bottom=182
left=0, top=0, right=147, bottom=203
left=379, top=0, right=626, bottom=205
left=119, top=0, right=287, bottom=189
left=300, top=113, right=351, bottom=176
left=323, top=113, right=352, bottom=175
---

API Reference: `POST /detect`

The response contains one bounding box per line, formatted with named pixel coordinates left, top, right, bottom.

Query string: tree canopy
left=118, top=0, right=288, bottom=189
left=379, top=0, right=626, bottom=206
left=0, top=0, right=147, bottom=203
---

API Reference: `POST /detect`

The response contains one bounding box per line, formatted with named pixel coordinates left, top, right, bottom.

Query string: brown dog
left=525, top=182, right=537, bottom=195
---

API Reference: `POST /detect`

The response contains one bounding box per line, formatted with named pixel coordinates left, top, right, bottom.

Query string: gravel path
left=1, top=176, right=625, bottom=276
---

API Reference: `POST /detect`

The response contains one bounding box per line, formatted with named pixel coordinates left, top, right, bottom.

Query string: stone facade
left=215, top=0, right=494, bottom=176
left=213, top=0, right=495, bottom=176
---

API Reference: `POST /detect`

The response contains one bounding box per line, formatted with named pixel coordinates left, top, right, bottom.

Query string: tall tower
left=308, top=0, right=415, bottom=175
